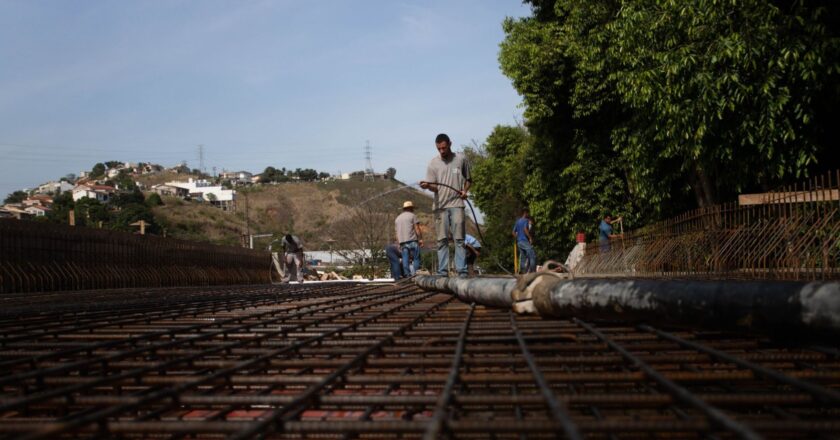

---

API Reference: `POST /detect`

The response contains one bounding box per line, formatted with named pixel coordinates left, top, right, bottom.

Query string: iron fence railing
left=576, top=170, right=840, bottom=280
left=0, top=219, right=270, bottom=293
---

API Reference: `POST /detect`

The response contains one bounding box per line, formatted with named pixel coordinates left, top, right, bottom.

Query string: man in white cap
left=395, top=200, right=423, bottom=276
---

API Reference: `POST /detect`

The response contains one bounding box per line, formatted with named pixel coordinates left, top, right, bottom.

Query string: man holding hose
left=419, top=133, right=472, bottom=277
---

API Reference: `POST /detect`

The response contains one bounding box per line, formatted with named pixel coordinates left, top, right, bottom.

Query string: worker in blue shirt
left=599, top=213, right=623, bottom=253
left=512, top=209, right=536, bottom=273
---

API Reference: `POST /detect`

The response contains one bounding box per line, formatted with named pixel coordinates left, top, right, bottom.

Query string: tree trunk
left=691, top=165, right=717, bottom=207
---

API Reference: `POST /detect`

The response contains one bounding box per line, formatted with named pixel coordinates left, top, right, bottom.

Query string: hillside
left=147, top=179, right=440, bottom=250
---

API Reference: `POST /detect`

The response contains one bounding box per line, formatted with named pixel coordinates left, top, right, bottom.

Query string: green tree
left=468, top=126, right=531, bottom=268
left=112, top=203, right=157, bottom=233
left=492, top=0, right=840, bottom=259
left=73, top=197, right=109, bottom=227
left=4, top=190, right=28, bottom=204
left=601, top=0, right=840, bottom=205
left=111, top=188, right=145, bottom=208
left=109, top=170, right=137, bottom=191
left=46, top=192, right=74, bottom=224
left=90, top=163, right=106, bottom=178
left=145, top=192, right=163, bottom=207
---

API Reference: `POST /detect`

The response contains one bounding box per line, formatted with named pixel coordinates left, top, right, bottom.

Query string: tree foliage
left=90, top=163, right=106, bottom=179
left=467, top=126, right=530, bottom=266
left=482, top=0, right=840, bottom=258
left=261, top=166, right=327, bottom=183
left=4, top=190, right=28, bottom=204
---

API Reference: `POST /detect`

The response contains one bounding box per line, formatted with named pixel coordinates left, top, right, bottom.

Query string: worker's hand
left=419, top=181, right=430, bottom=189
left=459, top=190, right=468, bottom=199
left=418, top=239, right=424, bottom=246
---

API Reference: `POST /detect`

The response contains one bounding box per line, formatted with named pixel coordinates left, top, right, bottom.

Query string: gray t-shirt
left=395, top=211, right=419, bottom=243
left=425, top=152, right=471, bottom=210
left=283, top=235, right=303, bottom=253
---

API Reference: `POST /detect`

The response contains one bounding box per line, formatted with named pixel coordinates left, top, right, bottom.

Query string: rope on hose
left=511, top=270, right=571, bottom=314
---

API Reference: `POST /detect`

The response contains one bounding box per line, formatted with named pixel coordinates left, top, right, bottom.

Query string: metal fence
left=576, top=170, right=840, bottom=280
left=0, top=219, right=270, bottom=293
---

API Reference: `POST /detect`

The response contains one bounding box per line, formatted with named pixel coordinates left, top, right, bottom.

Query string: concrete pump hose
left=414, top=275, right=840, bottom=337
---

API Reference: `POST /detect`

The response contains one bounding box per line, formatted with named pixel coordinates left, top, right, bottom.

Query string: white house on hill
left=164, top=178, right=236, bottom=211
left=72, top=184, right=116, bottom=203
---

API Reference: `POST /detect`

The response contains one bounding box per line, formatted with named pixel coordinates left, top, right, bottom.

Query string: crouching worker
left=282, top=234, right=305, bottom=283
left=465, top=233, right=481, bottom=277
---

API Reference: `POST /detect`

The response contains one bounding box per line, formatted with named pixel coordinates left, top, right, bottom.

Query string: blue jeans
left=385, top=245, right=403, bottom=279
left=599, top=239, right=611, bottom=253
left=400, top=240, right=421, bottom=276
left=518, top=240, right=536, bottom=273
left=435, top=207, right=466, bottom=276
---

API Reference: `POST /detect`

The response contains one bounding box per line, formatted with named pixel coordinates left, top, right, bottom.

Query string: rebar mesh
left=1, top=282, right=838, bottom=438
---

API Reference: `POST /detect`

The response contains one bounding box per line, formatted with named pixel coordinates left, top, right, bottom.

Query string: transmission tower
left=364, top=140, right=374, bottom=181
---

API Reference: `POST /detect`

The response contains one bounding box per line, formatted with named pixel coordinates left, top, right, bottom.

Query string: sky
left=0, top=1, right=530, bottom=199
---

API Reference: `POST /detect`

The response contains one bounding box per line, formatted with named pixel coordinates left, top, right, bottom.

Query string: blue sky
left=0, top=1, right=530, bottom=198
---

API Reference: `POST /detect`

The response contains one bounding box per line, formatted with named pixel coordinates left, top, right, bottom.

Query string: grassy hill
left=144, top=178, right=438, bottom=250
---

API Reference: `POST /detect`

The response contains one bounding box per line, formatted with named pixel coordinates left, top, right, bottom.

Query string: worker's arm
left=524, top=224, right=533, bottom=243
left=459, top=180, right=471, bottom=199
left=608, top=217, right=623, bottom=238
left=466, top=244, right=480, bottom=257
left=414, top=223, right=424, bottom=245
left=419, top=181, right=438, bottom=193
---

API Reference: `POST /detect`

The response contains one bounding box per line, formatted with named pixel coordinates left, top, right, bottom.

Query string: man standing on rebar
left=513, top=209, right=536, bottom=273
left=419, top=133, right=472, bottom=277
left=599, top=213, right=623, bottom=253
left=281, top=234, right=305, bottom=283
left=395, top=200, right=424, bottom=277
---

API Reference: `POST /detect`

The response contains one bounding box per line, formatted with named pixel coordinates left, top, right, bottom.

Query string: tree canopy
left=476, top=0, right=840, bottom=260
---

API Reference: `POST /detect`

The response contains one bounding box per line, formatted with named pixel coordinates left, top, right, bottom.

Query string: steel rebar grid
left=0, top=282, right=838, bottom=439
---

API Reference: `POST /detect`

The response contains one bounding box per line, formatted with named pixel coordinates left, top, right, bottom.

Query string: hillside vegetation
left=150, top=179, right=436, bottom=250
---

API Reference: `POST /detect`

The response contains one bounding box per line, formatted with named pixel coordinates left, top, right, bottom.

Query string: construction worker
left=464, top=233, right=481, bottom=277
left=419, top=133, right=472, bottom=278
left=281, top=234, right=305, bottom=283
left=395, top=200, right=423, bottom=277
left=599, top=213, right=623, bottom=253
left=564, top=231, right=587, bottom=271
left=513, top=209, right=536, bottom=273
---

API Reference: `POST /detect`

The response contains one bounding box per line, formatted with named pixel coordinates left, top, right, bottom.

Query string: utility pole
left=198, top=144, right=204, bottom=175
left=244, top=191, right=250, bottom=242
